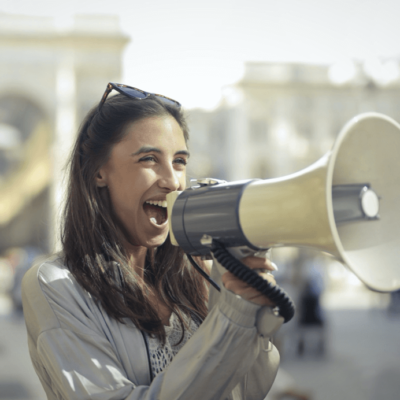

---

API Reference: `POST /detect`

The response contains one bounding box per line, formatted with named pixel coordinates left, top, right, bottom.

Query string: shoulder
left=22, top=253, right=81, bottom=306
left=22, top=254, right=101, bottom=341
left=24, top=253, right=69, bottom=281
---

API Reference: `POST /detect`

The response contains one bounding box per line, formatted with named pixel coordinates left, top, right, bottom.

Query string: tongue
left=143, top=204, right=167, bottom=225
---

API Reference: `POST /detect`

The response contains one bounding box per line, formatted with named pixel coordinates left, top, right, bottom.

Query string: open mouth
left=143, top=200, right=168, bottom=226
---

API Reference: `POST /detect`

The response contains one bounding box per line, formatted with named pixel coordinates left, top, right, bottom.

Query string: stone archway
left=0, top=14, right=129, bottom=255
left=0, top=95, right=52, bottom=252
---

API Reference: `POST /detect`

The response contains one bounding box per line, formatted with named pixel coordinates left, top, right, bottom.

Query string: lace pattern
left=146, top=312, right=199, bottom=378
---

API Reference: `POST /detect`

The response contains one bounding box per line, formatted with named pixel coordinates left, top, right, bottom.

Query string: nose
left=158, top=164, right=181, bottom=191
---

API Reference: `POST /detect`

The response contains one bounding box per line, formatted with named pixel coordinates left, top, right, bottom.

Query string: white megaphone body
left=167, top=113, right=400, bottom=294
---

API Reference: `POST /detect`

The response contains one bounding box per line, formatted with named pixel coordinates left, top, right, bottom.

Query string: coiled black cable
left=211, top=241, right=295, bottom=323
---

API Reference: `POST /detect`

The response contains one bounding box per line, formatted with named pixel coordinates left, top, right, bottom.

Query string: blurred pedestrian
left=8, top=246, right=42, bottom=315
left=296, top=259, right=326, bottom=357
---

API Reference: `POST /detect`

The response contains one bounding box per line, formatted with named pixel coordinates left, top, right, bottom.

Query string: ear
left=95, top=169, right=108, bottom=188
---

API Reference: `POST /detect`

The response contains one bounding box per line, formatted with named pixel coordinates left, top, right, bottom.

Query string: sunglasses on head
left=98, top=82, right=181, bottom=111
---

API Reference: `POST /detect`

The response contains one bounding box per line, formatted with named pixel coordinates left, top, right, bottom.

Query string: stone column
left=50, top=50, right=76, bottom=252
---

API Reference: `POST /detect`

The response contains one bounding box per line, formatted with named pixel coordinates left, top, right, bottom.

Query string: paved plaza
left=274, top=308, right=400, bottom=400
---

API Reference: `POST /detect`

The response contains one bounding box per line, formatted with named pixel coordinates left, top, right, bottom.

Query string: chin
left=142, top=232, right=169, bottom=249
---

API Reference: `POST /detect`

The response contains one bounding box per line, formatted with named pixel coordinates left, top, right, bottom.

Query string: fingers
left=240, top=256, right=278, bottom=273
left=222, top=270, right=277, bottom=306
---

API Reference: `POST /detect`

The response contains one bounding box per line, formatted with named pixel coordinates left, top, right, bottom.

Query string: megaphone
left=167, top=113, right=400, bottom=300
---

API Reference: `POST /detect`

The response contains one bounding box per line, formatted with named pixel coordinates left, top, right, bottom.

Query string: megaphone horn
left=167, top=113, right=400, bottom=293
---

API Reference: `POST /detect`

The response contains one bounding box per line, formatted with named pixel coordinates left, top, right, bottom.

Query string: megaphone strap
left=186, top=254, right=221, bottom=292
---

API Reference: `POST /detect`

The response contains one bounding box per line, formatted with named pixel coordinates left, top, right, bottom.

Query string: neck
left=123, top=240, right=149, bottom=280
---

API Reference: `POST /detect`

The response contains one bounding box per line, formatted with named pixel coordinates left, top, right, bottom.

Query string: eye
left=174, top=157, right=188, bottom=166
left=139, top=155, right=157, bottom=163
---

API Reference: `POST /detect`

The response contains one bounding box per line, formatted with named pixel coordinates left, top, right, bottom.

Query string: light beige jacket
left=22, top=254, right=282, bottom=400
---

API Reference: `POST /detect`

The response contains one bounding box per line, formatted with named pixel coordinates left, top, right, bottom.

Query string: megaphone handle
left=211, top=241, right=296, bottom=323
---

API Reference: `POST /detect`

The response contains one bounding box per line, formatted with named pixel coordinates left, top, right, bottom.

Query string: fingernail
left=270, top=262, right=278, bottom=271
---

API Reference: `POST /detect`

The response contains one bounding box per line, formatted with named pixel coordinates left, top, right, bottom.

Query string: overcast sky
left=2, top=0, right=400, bottom=109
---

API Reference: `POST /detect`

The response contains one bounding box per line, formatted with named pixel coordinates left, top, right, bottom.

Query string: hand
left=221, top=256, right=277, bottom=306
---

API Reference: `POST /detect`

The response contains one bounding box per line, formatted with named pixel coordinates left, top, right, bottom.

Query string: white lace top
left=146, top=312, right=199, bottom=378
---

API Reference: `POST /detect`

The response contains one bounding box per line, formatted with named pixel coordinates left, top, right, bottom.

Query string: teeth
left=145, top=200, right=167, bottom=208
left=150, top=217, right=157, bottom=224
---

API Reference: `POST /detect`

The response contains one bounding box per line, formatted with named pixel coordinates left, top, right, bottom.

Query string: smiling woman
left=95, top=116, right=189, bottom=249
left=21, top=83, right=282, bottom=400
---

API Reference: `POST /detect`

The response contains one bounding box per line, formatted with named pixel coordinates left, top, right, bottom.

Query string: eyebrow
left=131, top=146, right=190, bottom=158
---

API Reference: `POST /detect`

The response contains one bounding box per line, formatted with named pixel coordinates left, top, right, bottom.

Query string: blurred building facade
left=0, top=14, right=128, bottom=253
left=188, top=60, right=400, bottom=182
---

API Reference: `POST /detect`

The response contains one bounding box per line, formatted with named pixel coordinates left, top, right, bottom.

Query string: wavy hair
left=61, top=94, right=208, bottom=343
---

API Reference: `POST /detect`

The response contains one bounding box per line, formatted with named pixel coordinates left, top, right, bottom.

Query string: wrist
left=256, top=306, right=284, bottom=337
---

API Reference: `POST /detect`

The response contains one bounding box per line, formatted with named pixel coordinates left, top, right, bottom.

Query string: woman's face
left=96, top=115, right=188, bottom=249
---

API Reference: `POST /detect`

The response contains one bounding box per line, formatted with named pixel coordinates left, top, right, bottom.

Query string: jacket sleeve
left=22, top=260, right=281, bottom=400
left=207, top=258, right=283, bottom=400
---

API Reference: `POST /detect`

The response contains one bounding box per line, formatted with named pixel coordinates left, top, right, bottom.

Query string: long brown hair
left=61, top=94, right=208, bottom=343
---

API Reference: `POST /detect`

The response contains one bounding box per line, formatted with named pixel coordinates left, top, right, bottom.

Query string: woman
left=22, top=83, right=283, bottom=400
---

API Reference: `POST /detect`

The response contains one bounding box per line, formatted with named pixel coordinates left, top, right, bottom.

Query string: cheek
left=110, top=171, right=159, bottom=216
left=178, top=171, right=187, bottom=190
left=108, top=186, right=130, bottom=215
left=107, top=178, right=139, bottom=211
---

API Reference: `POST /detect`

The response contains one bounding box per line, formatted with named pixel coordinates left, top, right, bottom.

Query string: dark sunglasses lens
left=120, top=86, right=148, bottom=99
left=155, top=95, right=180, bottom=107
left=112, top=84, right=180, bottom=107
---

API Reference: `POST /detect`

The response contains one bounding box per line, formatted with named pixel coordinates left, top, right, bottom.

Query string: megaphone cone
left=168, top=113, right=400, bottom=293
